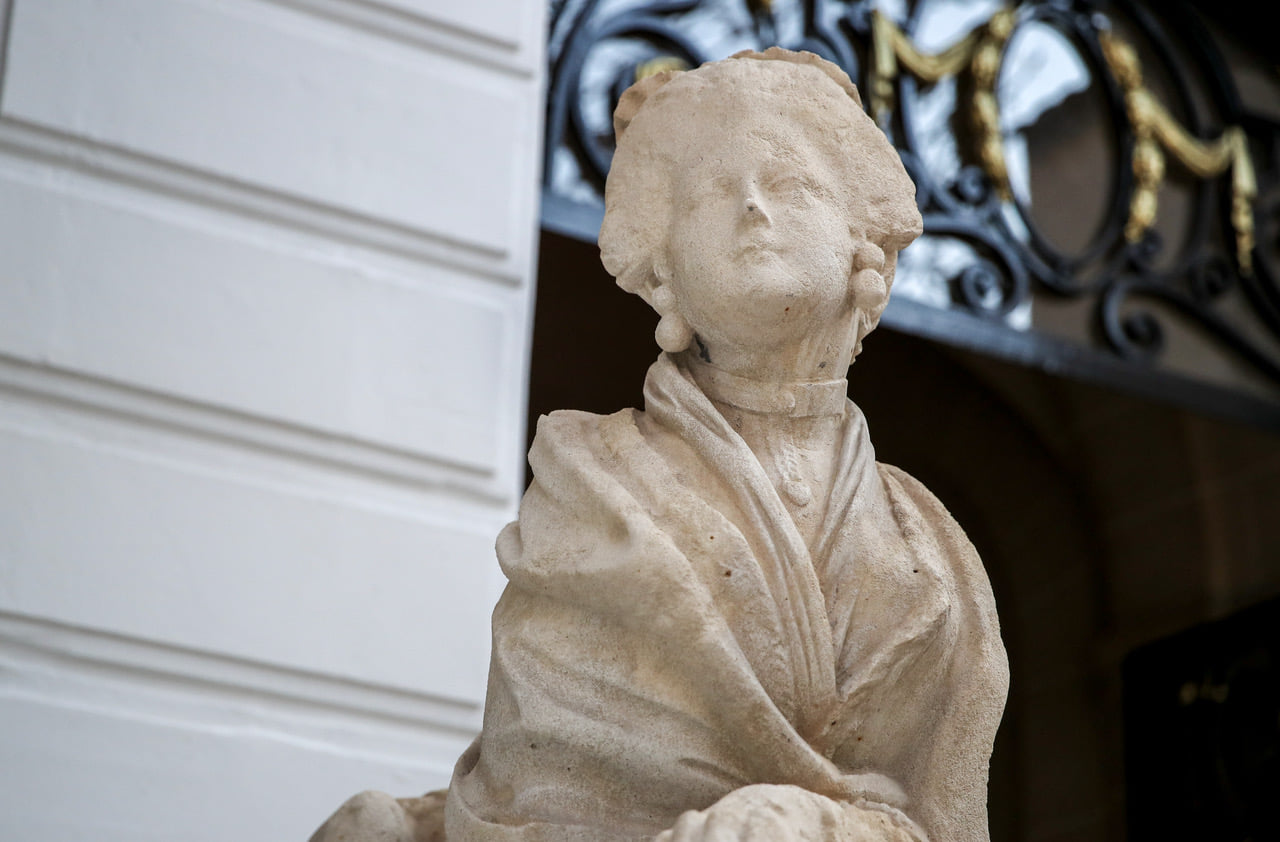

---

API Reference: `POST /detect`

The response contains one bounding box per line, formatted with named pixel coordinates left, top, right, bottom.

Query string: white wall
left=0, top=0, right=545, bottom=838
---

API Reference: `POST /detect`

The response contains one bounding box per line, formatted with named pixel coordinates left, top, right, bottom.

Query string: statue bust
left=312, top=48, right=1007, bottom=842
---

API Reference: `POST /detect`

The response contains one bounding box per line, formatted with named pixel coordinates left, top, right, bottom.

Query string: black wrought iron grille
left=542, top=0, right=1280, bottom=427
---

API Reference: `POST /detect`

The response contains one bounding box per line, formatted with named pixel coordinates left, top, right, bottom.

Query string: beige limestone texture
left=311, top=49, right=1007, bottom=842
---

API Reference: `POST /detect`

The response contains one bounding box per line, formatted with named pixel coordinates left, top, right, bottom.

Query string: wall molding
left=0, top=0, right=13, bottom=97
left=261, top=0, right=537, bottom=77
left=0, top=353, right=514, bottom=511
left=0, top=117, right=524, bottom=287
left=0, top=609, right=482, bottom=752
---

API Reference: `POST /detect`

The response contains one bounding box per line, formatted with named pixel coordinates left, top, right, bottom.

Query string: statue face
left=662, top=115, right=860, bottom=358
left=600, top=55, right=920, bottom=373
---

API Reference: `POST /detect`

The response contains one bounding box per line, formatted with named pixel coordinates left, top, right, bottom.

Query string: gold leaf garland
left=869, top=7, right=1016, bottom=199
left=627, top=7, right=1256, bottom=274
left=1099, top=29, right=1256, bottom=274
left=868, top=7, right=1256, bottom=274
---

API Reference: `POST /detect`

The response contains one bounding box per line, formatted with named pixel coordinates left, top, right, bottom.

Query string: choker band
left=686, top=357, right=848, bottom=417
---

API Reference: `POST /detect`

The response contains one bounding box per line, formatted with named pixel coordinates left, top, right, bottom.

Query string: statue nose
left=743, top=183, right=769, bottom=222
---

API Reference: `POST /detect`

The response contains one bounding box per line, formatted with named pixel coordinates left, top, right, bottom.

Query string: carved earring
left=651, top=284, right=694, bottom=353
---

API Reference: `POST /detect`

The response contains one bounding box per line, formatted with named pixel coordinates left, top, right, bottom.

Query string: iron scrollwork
left=543, top=0, right=1280, bottom=424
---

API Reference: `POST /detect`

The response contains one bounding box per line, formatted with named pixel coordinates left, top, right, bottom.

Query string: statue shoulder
left=526, top=407, right=655, bottom=491
left=532, top=407, right=639, bottom=442
left=873, top=460, right=996, bottom=603
left=873, top=461, right=963, bottom=537
left=875, top=460, right=1007, bottom=676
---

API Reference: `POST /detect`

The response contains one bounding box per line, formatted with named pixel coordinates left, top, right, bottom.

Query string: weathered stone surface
left=312, top=48, right=1007, bottom=842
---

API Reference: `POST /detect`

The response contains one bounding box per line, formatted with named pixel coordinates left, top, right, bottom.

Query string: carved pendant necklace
left=779, top=440, right=814, bottom=507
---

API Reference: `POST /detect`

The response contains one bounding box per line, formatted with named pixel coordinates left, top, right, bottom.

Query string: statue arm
left=877, top=464, right=1009, bottom=842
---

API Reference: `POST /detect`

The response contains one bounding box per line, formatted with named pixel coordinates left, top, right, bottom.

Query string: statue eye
left=683, top=180, right=724, bottom=209
left=767, top=175, right=813, bottom=202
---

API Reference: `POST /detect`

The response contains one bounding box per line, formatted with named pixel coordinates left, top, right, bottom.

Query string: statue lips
left=737, top=236, right=809, bottom=291
left=737, top=232, right=786, bottom=261
left=736, top=243, right=793, bottom=292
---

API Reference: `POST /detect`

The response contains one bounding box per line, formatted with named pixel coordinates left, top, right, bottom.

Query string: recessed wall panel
left=0, top=696, right=457, bottom=842
left=371, top=0, right=530, bottom=51
left=0, top=429, right=498, bottom=703
left=0, top=0, right=522, bottom=255
left=0, top=169, right=508, bottom=474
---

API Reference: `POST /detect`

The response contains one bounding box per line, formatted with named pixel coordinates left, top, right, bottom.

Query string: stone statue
left=312, top=48, right=1007, bottom=842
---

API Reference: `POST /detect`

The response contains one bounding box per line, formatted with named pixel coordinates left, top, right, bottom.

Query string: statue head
left=599, top=49, right=922, bottom=369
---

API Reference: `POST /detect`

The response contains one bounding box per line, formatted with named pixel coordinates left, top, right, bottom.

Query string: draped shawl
left=446, top=354, right=1007, bottom=841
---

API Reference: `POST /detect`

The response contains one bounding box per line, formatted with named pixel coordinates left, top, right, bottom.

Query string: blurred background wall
left=0, top=1, right=546, bottom=838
